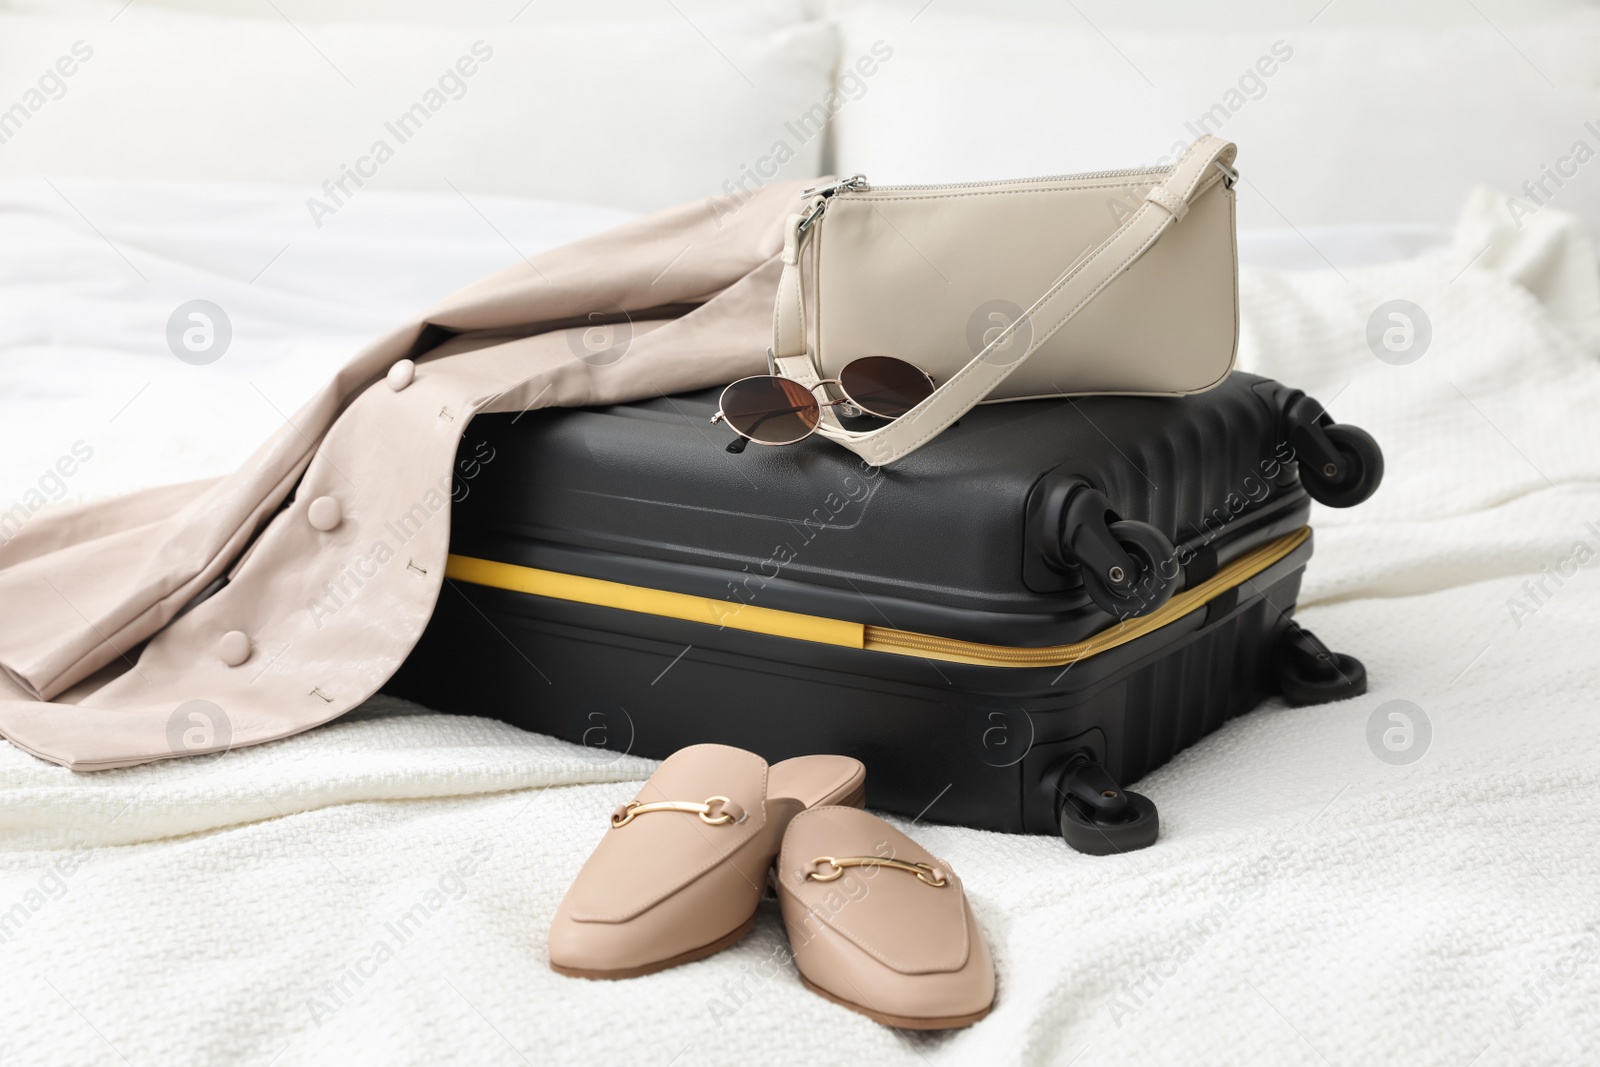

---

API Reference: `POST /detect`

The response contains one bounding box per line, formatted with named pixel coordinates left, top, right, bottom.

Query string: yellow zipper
left=445, top=526, right=1309, bottom=670
left=864, top=527, right=1309, bottom=666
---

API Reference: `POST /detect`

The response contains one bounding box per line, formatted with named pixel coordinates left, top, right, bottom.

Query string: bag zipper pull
left=801, top=174, right=869, bottom=199
left=797, top=175, right=868, bottom=236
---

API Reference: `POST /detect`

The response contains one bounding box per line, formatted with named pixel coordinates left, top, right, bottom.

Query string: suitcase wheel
left=1276, top=624, right=1368, bottom=706
left=1284, top=395, right=1384, bottom=508
left=1299, top=423, right=1384, bottom=508
left=1053, top=757, right=1160, bottom=856
left=1061, top=488, right=1178, bottom=620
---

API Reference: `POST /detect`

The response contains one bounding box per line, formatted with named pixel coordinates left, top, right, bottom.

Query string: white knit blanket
left=1, top=185, right=1597, bottom=1066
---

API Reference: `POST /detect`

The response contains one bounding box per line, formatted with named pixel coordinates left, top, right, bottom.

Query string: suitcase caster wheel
left=1053, top=758, right=1159, bottom=856
left=1300, top=424, right=1383, bottom=508
left=1078, top=519, right=1176, bottom=621
left=1028, top=476, right=1180, bottom=619
left=1061, top=487, right=1177, bottom=620
left=1283, top=394, right=1384, bottom=509
left=1277, top=624, right=1367, bottom=706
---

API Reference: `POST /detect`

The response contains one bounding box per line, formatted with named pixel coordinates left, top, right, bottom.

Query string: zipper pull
left=796, top=175, right=867, bottom=237
left=802, top=174, right=869, bottom=199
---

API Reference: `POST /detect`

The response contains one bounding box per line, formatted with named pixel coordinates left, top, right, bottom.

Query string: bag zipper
left=853, top=166, right=1176, bottom=194
left=803, top=165, right=1172, bottom=200
left=797, top=165, right=1175, bottom=233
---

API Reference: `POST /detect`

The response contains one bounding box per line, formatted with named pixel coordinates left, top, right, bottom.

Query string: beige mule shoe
left=777, top=806, right=995, bottom=1029
left=549, top=744, right=865, bottom=980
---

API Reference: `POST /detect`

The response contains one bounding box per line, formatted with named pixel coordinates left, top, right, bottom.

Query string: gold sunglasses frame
left=709, top=358, right=936, bottom=447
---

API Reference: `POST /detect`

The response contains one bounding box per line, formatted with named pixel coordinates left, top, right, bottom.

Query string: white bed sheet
left=1, top=179, right=1597, bottom=1066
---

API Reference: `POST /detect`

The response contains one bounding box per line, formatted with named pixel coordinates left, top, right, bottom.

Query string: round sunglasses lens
left=719, top=376, right=820, bottom=445
left=838, top=356, right=934, bottom=419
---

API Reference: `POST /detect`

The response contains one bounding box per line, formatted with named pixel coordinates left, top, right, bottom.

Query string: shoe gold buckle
left=803, top=855, right=949, bottom=887
left=610, top=795, right=745, bottom=829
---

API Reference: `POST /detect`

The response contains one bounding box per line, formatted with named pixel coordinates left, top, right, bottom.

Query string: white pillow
left=0, top=2, right=838, bottom=212
left=831, top=5, right=1600, bottom=236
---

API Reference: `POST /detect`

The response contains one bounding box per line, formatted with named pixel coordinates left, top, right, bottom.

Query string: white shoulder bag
left=768, top=135, right=1240, bottom=466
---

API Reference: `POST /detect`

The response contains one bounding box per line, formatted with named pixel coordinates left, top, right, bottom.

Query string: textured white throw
left=1, top=185, right=1597, bottom=1066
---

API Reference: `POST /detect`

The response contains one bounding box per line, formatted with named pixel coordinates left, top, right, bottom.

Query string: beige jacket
left=0, top=180, right=806, bottom=770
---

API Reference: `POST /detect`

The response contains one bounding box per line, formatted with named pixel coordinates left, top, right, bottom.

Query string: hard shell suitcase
left=385, top=371, right=1381, bottom=853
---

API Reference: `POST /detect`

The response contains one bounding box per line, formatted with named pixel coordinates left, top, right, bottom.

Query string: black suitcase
left=385, top=371, right=1381, bottom=853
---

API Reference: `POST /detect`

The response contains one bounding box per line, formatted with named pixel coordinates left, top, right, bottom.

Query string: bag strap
left=769, top=135, right=1237, bottom=466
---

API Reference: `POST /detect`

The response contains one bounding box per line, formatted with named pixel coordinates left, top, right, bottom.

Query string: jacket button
left=219, top=630, right=251, bottom=667
left=308, top=496, right=342, bottom=531
left=387, top=359, right=416, bottom=391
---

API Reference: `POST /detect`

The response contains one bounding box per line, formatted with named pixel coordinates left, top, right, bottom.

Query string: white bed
left=3, top=2, right=1600, bottom=1065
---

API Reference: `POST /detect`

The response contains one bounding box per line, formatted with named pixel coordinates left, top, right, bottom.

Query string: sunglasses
left=710, top=356, right=936, bottom=447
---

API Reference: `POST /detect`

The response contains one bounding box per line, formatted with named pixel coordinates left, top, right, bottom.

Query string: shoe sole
left=832, top=782, right=867, bottom=809
left=549, top=911, right=759, bottom=981
left=799, top=974, right=993, bottom=1030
